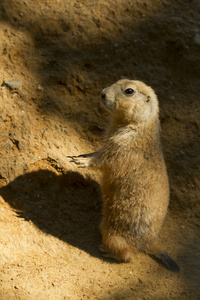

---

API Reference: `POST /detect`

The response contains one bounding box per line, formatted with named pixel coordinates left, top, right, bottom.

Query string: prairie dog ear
left=146, top=96, right=151, bottom=103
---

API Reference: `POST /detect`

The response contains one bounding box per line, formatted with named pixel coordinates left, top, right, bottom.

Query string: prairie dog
left=68, top=79, right=179, bottom=272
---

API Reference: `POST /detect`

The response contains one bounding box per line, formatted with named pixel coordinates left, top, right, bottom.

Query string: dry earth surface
left=0, top=0, right=200, bottom=299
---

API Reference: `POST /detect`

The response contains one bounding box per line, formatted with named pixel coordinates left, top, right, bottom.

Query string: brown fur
left=68, top=79, right=179, bottom=272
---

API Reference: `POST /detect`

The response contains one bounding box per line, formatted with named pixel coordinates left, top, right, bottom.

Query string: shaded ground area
left=0, top=0, right=200, bottom=299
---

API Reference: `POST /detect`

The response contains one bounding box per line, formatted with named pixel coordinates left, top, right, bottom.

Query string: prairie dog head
left=101, top=79, right=159, bottom=126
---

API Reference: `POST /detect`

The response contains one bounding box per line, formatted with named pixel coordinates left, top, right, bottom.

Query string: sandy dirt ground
left=0, top=0, right=200, bottom=299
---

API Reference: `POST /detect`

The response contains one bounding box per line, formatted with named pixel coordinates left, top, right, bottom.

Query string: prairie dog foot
left=98, top=244, right=121, bottom=261
left=98, top=244, right=107, bottom=253
left=67, top=155, right=91, bottom=168
left=98, top=243, right=134, bottom=262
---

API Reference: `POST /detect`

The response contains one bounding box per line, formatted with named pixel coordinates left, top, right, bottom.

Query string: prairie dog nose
left=101, top=90, right=106, bottom=100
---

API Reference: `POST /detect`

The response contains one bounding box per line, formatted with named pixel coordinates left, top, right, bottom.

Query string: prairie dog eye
left=124, top=88, right=135, bottom=95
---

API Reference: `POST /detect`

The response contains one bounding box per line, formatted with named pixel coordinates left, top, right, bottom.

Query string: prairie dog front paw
left=67, top=155, right=91, bottom=168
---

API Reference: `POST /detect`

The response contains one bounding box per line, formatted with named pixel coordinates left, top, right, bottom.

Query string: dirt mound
left=0, top=0, right=200, bottom=299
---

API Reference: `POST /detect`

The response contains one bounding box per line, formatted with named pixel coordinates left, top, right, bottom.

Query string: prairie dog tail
left=146, top=245, right=180, bottom=272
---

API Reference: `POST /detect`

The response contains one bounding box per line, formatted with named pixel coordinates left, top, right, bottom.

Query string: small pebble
left=37, top=84, right=43, bottom=91
left=194, top=33, right=200, bottom=45
left=11, top=93, right=18, bottom=98
left=4, top=79, right=21, bottom=90
left=179, top=150, right=185, bottom=156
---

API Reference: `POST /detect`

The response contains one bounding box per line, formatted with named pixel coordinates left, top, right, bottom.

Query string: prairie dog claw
left=67, top=155, right=90, bottom=168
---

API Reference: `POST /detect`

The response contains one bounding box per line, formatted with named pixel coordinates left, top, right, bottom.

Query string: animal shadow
left=0, top=169, right=102, bottom=257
